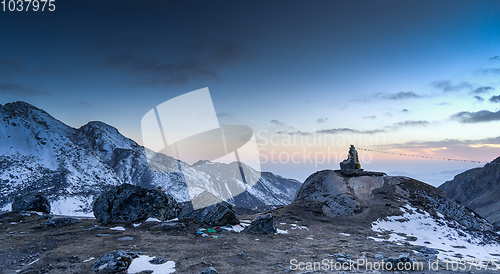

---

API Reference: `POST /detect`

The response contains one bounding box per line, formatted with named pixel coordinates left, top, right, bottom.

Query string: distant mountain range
left=0, top=101, right=301, bottom=216
left=439, top=156, right=500, bottom=227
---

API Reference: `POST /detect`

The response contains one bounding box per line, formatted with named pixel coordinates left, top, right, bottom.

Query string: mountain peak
left=439, top=156, right=500, bottom=227
left=5, top=100, right=39, bottom=109
left=1, top=101, right=49, bottom=118
left=74, top=121, right=138, bottom=159
left=1, top=101, right=74, bottom=135
left=79, top=121, right=121, bottom=135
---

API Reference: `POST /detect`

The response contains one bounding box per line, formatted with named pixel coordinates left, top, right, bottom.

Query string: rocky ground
left=1, top=203, right=488, bottom=274
left=2, top=171, right=499, bottom=273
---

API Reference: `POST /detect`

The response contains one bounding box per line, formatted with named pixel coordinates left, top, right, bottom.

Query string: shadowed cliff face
left=439, top=156, right=500, bottom=227
left=294, top=170, right=496, bottom=233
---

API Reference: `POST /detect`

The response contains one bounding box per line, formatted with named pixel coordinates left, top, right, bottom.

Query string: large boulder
left=91, top=250, right=137, bottom=273
left=247, top=213, right=277, bottom=234
left=178, top=191, right=239, bottom=226
left=294, top=170, right=367, bottom=217
left=12, top=193, right=50, bottom=214
left=93, top=184, right=180, bottom=224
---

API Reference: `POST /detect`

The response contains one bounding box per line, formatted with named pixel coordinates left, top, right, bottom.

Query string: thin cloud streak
left=374, top=91, right=422, bottom=100
left=471, top=86, right=493, bottom=94
left=316, top=118, right=328, bottom=123
left=380, top=136, right=500, bottom=150
left=474, top=96, right=484, bottom=102
left=106, top=55, right=218, bottom=86
left=279, top=120, right=430, bottom=136
left=316, top=128, right=385, bottom=135
left=451, top=109, right=500, bottom=123
left=0, top=58, right=25, bottom=73
left=489, top=95, right=500, bottom=103
left=0, top=83, right=48, bottom=97
left=387, top=120, right=429, bottom=129
left=270, top=120, right=286, bottom=127
left=432, top=80, right=473, bottom=92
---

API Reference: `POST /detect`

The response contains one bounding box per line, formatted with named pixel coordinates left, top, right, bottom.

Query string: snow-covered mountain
left=0, top=101, right=301, bottom=215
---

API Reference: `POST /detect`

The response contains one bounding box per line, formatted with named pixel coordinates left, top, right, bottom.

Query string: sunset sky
left=1, top=1, right=500, bottom=185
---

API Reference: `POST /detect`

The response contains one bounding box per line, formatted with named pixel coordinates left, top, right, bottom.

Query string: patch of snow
left=83, top=257, right=94, bottom=263
left=402, top=204, right=413, bottom=211
left=128, top=255, right=175, bottom=274
left=339, top=233, right=350, bottom=237
left=239, top=220, right=251, bottom=227
left=166, top=218, right=178, bottom=222
left=291, top=224, right=309, bottom=230
left=1, top=203, right=11, bottom=211
left=276, top=229, right=288, bottom=234
left=109, top=226, right=126, bottom=231
left=368, top=236, right=385, bottom=242
left=28, top=258, right=40, bottom=265
left=23, top=211, right=43, bottom=216
left=133, top=223, right=141, bottom=227
left=51, top=197, right=93, bottom=217
left=145, top=218, right=161, bottom=222
left=306, top=236, right=314, bottom=240
left=387, top=233, right=407, bottom=243
left=221, top=224, right=245, bottom=233
left=372, top=204, right=500, bottom=261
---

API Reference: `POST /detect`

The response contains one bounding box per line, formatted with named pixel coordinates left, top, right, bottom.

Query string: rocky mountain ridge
left=0, top=101, right=301, bottom=215
left=439, top=156, right=500, bottom=227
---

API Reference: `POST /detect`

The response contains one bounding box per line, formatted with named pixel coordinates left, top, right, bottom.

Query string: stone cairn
left=340, top=145, right=362, bottom=171
left=337, top=145, right=385, bottom=177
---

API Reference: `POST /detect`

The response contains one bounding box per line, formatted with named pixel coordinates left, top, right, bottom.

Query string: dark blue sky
left=2, top=1, right=500, bottom=184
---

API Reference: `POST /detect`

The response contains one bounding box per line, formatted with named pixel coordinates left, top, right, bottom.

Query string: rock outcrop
left=439, top=156, right=500, bottom=227
left=41, top=217, right=81, bottom=228
left=178, top=191, right=239, bottom=226
left=200, top=267, right=219, bottom=274
left=91, top=250, right=137, bottom=273
left=247, top=213, right=277, bottom=234
left=93, top=184, right=180, bottom=224
left=12, top=193, right=50, bottom=214
left=295, top=170, right=495, bottom=233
